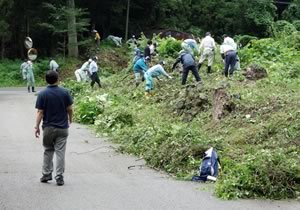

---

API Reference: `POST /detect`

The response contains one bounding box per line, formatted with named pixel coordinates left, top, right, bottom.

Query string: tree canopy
left=0, top=0, right=298, bottom=58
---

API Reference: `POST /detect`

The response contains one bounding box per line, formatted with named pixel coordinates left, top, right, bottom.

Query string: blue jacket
left=133, top=58, right=148, bottom=73
left=172, top=52, right=196, bottom=70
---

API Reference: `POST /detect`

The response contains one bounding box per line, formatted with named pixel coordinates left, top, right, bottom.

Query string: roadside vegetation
left=61, top=23, right=300, bottom=200
left=1, top=21, right=299, bottom=200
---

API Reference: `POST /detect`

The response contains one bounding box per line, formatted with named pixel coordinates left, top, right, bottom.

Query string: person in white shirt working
left=49, top=59, right=59, bottom=72
left=198, top=32, right=216, bottom=73
left=89, top=56, right=102, bottom=89
left=222, top=34, right=240, bottom=71
left=220, top=39, right=237, bottom=77
left=75, top=59, right=92, bottom=82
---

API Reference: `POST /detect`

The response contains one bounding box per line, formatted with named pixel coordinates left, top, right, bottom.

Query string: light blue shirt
left=133, top=58, right=148, bottom=73
left=146, top=64, right=170, bottom=78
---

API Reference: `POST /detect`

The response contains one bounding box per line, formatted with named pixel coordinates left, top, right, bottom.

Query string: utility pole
left=125, top=0, right=130, bottom=41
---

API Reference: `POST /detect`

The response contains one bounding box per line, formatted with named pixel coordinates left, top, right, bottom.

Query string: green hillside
left=1, top=27, right=299, bottom=200
left=62, top=31, right=300, bottom=199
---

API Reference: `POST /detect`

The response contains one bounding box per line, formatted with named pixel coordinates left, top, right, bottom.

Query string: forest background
left=0, top=0, right=299, bottom=59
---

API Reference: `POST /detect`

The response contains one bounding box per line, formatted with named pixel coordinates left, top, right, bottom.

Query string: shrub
left=74, top=94, right=108, bottom=124
left=215, top=149, right=300, bottom=199
left=157, top=37, right=182, bottom=58
left=234, top=35, right=257, bottom=47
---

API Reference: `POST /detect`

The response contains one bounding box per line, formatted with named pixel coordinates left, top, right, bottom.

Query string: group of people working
left=131, top=32, right=240, bottom=96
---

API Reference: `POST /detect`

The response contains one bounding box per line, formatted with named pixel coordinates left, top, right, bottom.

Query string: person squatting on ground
left=35, top=70, right=73, bottom=186
left=89, top=56, right=102, bottom=89
left=107, top=35, right=122, bottom=47
left=172, top=50, right=201, bottom=85
left=144, top=61, right=172, bottom=96
left=181, top=39, right=199, bottom=56
left=222, top=34, right=240, bottom=71
left=198, top=32, right=216, bottom=73
left=220, top=37, right=237, bottom=77
left=25, top=60, right=36, bottom=92
left=75, top=59, right=92, bottom=82
left=49, top=59, right=59, bottom=72
left=133, top=56, right=150, bottom=87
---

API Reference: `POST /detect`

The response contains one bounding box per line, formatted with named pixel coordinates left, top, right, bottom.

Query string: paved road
left=0, top=87, right=299, bottom=210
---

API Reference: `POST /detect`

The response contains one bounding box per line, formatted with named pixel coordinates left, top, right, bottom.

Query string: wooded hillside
left=0, top=0, right=299, bottom=58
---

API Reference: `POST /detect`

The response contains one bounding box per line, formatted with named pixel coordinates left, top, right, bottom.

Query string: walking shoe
left=55, top=175, right=64, bottom=186
left=40, top=174, right=52, bottom=183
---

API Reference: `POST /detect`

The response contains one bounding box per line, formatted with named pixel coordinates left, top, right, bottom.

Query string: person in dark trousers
left=144, top=40, right=152, bottom=61
left=89, top=56, right=102, bottom=89
left=172, top=50, right=201, bottom=85
left=35, top=70, right=73, bottom=186
left=220, top=41, right=237, bottom=77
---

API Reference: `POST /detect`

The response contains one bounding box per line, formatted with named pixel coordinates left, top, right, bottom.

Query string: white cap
left=88, top=59, right=92, bottom=62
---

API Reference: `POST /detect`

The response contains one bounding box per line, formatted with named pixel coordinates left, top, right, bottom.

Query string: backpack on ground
left=192, top=147, right=220, bottom=182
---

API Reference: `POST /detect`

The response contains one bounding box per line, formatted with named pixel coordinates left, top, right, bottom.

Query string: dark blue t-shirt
left=35, top=85, right=73, bottom=129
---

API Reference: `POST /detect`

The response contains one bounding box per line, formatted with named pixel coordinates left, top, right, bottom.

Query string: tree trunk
left=67, top=0, right=78, bottom=58
left=125, top=0, right=130, bottom=41
left=1, top=37, right=4, bottom=59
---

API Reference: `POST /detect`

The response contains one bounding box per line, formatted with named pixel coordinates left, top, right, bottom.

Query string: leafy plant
left=157, top=37, right=181, bottom=58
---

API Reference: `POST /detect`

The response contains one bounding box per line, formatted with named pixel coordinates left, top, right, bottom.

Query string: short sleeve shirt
left=35, top=85, right=73, bottom=129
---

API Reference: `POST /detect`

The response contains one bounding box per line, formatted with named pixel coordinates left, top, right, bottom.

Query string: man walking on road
left=35, top=70, right=73, bottom=186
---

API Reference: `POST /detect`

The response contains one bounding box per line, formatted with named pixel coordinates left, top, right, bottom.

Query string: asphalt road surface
left=0, top=87, right=299, bottom=210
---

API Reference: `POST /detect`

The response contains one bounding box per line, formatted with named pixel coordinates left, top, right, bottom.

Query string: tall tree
left=40, top=1, right=89, bottom=57
left=282, top=0, right=300, bottom=21
left=125, top=0, right=130, bottom=41
left=0, top=0, right=13, bottom=59
left=67, top=0, right=78, bottom=57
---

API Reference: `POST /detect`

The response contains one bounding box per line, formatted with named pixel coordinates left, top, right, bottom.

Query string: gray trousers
left=42, top=127, right=68, bottom=176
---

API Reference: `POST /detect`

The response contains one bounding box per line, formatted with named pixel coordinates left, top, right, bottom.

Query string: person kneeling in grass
left=144, top=61, right=172, bottom=96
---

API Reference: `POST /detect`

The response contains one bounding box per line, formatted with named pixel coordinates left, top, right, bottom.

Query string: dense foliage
left=0, top=0, right=299, bottom=59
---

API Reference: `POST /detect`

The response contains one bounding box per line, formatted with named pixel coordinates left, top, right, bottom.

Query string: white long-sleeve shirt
left=220, top=44, right=235, bottom=54
left=88, top=61, right=98, bottom=74
left=199, top=35, right=216, bottom=50
left=49, top=60, right=59, bottom=71
left=80, top=61, right=90, bottom=72
left=224, top=37, right=237, bottom=51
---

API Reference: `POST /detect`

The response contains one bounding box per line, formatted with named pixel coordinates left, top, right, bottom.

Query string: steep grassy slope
left=64, top=36, right=300, bottom=200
